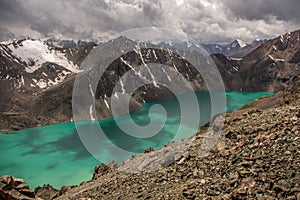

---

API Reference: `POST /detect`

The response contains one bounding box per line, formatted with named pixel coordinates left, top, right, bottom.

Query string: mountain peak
left=231, top=39, right=247, bottom=48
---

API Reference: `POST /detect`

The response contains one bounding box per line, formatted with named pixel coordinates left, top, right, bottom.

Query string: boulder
left=0, top=175, right=35, bottom=200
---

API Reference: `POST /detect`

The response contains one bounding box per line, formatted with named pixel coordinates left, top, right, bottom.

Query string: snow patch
left=152, top=50, right=158, bottom=60
left=137, top=48, right=158, bottom=87
left=119, top=79, right=126, bottom=94
left=104, top=99, right=110, bottom=109
left=268, top=55, right=285, bottom=62
left=236, top=39, right=247, bottom=48
left=229, top=57, right=242, bottom=61
left=89, top=105, right=96, bottom=121
left=280, top=35, right=284, bottom=43
left=162, top=67, right=171, bottom=82
left=3, top=39, right=79, bottom=73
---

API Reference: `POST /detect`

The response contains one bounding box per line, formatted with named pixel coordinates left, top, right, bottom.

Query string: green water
left=0, top=91, right=273, bottom=189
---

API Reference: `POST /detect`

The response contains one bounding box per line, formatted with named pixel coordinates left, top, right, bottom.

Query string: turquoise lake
left=0, top=91, right=273, bottom=189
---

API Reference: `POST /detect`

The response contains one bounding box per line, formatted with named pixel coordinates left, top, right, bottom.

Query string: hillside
left=1, top=77, right=299, bottom=200
left=230, top=30, right=300, bottom=92
left=56, top=81, right=300, bottom=199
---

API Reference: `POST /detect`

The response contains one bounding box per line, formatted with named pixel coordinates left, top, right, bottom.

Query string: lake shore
left=55, top=86, right=300, bottom=199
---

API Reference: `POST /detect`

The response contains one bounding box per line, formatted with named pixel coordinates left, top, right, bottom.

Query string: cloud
left=0, top=0, right=33, bottom=25
left=0, top=0, right=299, bottom=42
left=0, top=27, right=15, bottom=41
left=220, top=0, right=300, bottom=22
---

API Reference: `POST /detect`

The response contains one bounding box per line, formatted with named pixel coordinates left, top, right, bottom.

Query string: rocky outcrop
left=0, top=175, right=35, bottom=200
left=34, top=184, right=58, bottom=200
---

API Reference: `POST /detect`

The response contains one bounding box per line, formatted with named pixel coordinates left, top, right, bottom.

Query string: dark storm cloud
left=222, top=0, right=300, bottom=22
left=2, top=0, right=165, bottom=39
left=0, top=0, right=33, bottom=24
left=0, top=0, right=299, bottom=42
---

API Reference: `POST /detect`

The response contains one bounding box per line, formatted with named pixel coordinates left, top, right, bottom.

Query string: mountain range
left=202, top=39, right=266, bottom=57
left=0, top=30, right=300, bottom=132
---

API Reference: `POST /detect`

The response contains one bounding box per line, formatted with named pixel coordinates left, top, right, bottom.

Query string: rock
left=291, top=188, right=300, bottom=193
left=296, top=110, right=300, bottom=118
left=198, top=170, right=205, bottom=177
left=183, top=151, right=190, bottom=159
left=92, top=164, right=113, bottom=180
left=274, top=179, right=292, bottom=192
left=182, top=188, right=196, bottom=199
left=193, top=169, right=199, bottom=178
left=144, top=147, right=154, bottom=153
left=0, top=175, right=35, bottom=200
left=233, top=178, right=256, bottom=196
left=59, top=185, right=72, bottom=196
left=34, top=184, right=58, bottom=199
left=207, top=189, right=220, bottom=196
left=177, top=157, right=186, bottom=165
left=296, top=193, right=300, bottom=200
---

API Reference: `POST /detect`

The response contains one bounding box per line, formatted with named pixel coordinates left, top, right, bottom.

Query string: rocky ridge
left=202, top=39, right=266, bottom=58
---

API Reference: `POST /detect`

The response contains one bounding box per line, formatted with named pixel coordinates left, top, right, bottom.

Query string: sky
left=0, top=0, right=300, bottom=43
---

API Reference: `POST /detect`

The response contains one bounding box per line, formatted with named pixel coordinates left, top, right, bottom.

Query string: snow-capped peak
left=235, top=39, right=247, bottom=48
left=0, top=38, right=79, bottom=73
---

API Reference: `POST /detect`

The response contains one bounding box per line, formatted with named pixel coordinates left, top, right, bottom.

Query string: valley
left=1, top=30, right=300, bottom=133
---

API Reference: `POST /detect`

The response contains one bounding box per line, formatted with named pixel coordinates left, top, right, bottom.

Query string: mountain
left=1, top=30, right=300, bottom=132
left=0, top=38, right=79, bottom=93
left=229, top=30, right=300, bottom=91
left=0, top=38, right=96, bottom=131
left=45, top=38, right=97, bottom=49
left=202, top=39, right=266, bottom=57
left=1, top=36, right=215, bottom=131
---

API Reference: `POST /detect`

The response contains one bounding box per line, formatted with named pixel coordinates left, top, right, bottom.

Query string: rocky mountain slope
left=56, top=80, right=300, bottom=200
left=0, top=39, right=80, bottom=92
left=1, top=76, right=299, bottom=200
left=0, top=39, right=96, bottom=132
left=229, top=30, right=300, bottom=92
